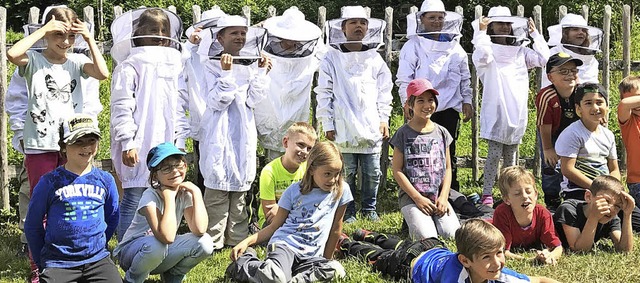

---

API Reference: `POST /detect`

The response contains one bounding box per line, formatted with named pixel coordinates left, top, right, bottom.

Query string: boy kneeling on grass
left=338, top=219, right=559, bottom=282
left=554, top=175, right=635, bottom=252
left=491, top=166, right=563, bottom=265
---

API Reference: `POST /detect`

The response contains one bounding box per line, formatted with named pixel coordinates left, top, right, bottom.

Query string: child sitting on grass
left=554, top=175, right=634, bottom=252
left=226, top=142, right=352, bottom=282
left=491, top=166, right=563, bottom=264
left=258, top=122, right=317, bottom=227
left=25, top=114, right=120, bottom=282
left=338, top=219, right=560, bottom=282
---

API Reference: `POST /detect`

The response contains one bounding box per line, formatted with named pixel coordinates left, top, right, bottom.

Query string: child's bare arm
left=539, top=124, right=559, bottom=167
left=181, top=182, right=208, bottom=236
left=560, top=157, right=593, bottom=189
left=566, top=196, right=611, bottom=251
left=618, top=95, right=640, bottom=123
left=435, top=147, right=452, bottom=216
left=7, top=16, right=69, bottom=65
left=230, top=207, right=289, bottom=261
left=607, top=158, right=621, bottom=181
left=324, top=204, right=347, bottom=259
left=72, top=19, right=109, bottom=80
left=613, top=192, right=635, bottom=252
left=504, top=250, right=527, bottom=260
left=141, top=189, right=179, bottom=244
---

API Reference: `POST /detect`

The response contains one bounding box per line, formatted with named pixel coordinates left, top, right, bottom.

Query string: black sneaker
left=352, top=229, right=373, bottom=241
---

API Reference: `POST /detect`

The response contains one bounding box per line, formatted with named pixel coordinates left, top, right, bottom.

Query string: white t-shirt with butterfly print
left=18, top=50, right=90, bottom=153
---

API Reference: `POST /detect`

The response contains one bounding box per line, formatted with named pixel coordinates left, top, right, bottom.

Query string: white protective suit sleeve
left=205, top=62, right=239, bottom=111
left=110, top=64, right=140, bottom=151
left=395, top=41, right=418, bottom=106
left=246, top=68, right=269, bottom=109
left=377, top=62, right=394, bottom=123
left=315, top=58, right=336, bottom=132
left=457, top=45, right=473, bottom=105
left=175, top=69, right=190, bottom=149
left=6, top=70, right=27, bottom=153
left=471, top=30, right=495, bottom=71
left=524, top=31, right=550, bottom=69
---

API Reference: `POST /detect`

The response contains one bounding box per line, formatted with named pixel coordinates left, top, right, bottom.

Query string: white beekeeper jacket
left=255, top=53, right=322, bottom=151
left=199, top=60, right=269, bottom=191
left=110, top=46, right=189, bottom=188
left=541, top=45, right=598, bottom=88
left=315, top=48, right=393, bottom=154
left=472, top=30, right=549, bottom=145
left=180, top=42, right=208, bottom=141
left=396, top=37, right=471, bottom=110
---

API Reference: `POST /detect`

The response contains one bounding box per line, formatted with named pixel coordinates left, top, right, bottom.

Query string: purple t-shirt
left=390, top=123, right=452, bottom=208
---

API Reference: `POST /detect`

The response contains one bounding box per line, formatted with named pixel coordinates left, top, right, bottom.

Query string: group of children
left=6, top=1, right=640, bottom=283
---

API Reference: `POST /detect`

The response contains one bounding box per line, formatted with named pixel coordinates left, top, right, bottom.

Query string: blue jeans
left=118, top=187, right=147, bottom=242
left=537, top=131, right=562, bottom=207
left=118, top=233, right=214, bottom=283
left=343, top=153, right=381, bottom=217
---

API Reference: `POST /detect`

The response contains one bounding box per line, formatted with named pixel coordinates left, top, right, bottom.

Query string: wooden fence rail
left=0, top=4, right=637, bottom=209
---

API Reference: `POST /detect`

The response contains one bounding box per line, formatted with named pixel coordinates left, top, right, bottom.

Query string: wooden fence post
left=312, top=6, right=326, bottom=132
left=581, top=5, right=589, bottom=22
left=558, top=5, right=567, bottom=20
left=242, top=6, right=251, bottom=25
left=167, top=6, right=176, bottom=13
left=379, top=6, right=393, bottom=192
left=29, top=7, right=40, bottom=24
left=192, top=5, right=201, bottom=24
left=114, top=6, right=123, bottom=19
left=472, top=5, right=482, bottom=181
left=533, top=5, right=543, bottom=178
left=517, top=5, right=524, bottom=17
left=0, top=7, right=8, bottom=210
left=620, top=4, right=631, bottom=170
left=602, top=6, right=611, bottom=106
left=267, top=6, right=276, bottom=18
left=98, top=0, right=104, bottom=41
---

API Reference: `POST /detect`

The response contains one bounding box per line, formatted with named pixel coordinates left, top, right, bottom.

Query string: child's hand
left=620, top=191, right=636, bottom=216
left=160, top=186, right=179, bottom=199
left=265, top=204, right=279, bottom=224
left=122, top=148, right=139, bottom=167
left=403, top=102, right=411, bottom=119
left=42, top=15, right=70, bottom=35
left=189, top=26, right=203, bottom=44
left=543, top=148, right=559, bottom=167
left=534, top=249, right=557, bottom=265
left=178, top=181, right=201, bottom=196
left=434, top=195, right=449, bottom=216
left=325, top=131, right=336, bottom=141
left=479, top=16, right=490, bottom=31
left=462, top=103, right=473, bottom=122
left=379, top=122, right=389, bottom=139
left=71, top=19, right=91, bottom=40
left=589, top=195, right=614, bottom=221
left=415, top=195, right=437, bottom=216
left=220, top=53, right=233, bottom=71
left=258, top=53, right=272, bottom=72
left=528, top=18, right=537, bottom=34
left=230, top=242, right=249, bottom=261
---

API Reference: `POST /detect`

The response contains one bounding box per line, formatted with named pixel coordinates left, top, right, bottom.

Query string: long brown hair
left=44, top=7, right=77, bottom=24
left=300, top=141, right=344, bottom=201
left=133, top=8, right=171, bottom=47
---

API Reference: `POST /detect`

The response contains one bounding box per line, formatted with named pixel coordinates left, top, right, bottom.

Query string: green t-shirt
left=258, top=157, right=307, bottom=226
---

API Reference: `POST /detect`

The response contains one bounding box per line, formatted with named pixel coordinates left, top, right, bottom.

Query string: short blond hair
left=285, top=122, right=317, bottom=141
left=589, top=175, right=624, bottom=196
left=497, top=166, right=536, bottom=197
left=456, top=219, right=505, bottom=260
left=618, top=75, right=640, bottom=96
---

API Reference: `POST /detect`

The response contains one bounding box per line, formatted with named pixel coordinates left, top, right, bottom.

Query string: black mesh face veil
left=325, top=17, right=386, bottom=51
left=199, top=25, right=267, bottom=60
left=263, top=35, right=317, bottom=58
left=412, top=11, right=462, bottom=41
left=485, top=16, right=530, bottom=46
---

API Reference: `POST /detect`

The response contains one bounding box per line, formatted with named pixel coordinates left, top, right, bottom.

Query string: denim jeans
left=119, top=233, right=214, bottom=283
left=537, top=131, right=562, bottom=207
left=629, top=183, right=640, bottom=210
left=118, top=187, right=147, bottom=242
left=343, top=153, right=381, bottom=217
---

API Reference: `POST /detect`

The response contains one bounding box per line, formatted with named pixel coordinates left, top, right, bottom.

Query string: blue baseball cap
left=146, top=142, right=186, bottom=170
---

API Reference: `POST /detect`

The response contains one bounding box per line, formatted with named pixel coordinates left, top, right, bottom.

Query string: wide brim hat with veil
left=325, top=6, right=386, bottom=51
left=23, top=5, right=94, bottom=51
left=185, top=6, right=227, bottom=39
left=547, top=13, right=602, bottom=54
left=472, top=6, right=530, bottom=46
left=110, top=8, right=183, bottom=63
left=197, top=15, right=267, bottom=59
left=263, top=7, right=321, bottom=58
left=406, top=0, right=462, bottom=39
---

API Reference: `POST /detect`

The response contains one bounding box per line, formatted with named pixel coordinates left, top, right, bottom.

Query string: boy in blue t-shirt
left=24, top=114, right=121, bottom=282
left=339, top=219, right=559, bottom=283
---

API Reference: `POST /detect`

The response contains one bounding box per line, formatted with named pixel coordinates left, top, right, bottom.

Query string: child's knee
left=256, top=259, right=288, bottom=283
left=196, top=233, right=215, bottom=257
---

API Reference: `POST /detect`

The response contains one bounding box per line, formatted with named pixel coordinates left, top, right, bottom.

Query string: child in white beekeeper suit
left=255, top=6, right=325, bottom=161
left=109, top=7, right=189, bottom=241
left=197, top=15, right=271, bottom=249
left=541, top=13, right=602, bottom=87
left=471, top=6, right=549, bottom=207
left=396, top=0, right=471, bottom=193
left=315, top=6, right=393, bottom=223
